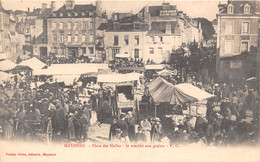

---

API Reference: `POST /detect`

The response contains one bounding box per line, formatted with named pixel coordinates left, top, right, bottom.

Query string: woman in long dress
left=140, top=119, right=151, bottom=143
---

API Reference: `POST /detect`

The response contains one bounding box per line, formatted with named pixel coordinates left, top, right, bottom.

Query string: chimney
left=165, top=22, right=171, bottom=34
left=28, top=7, right=30, bottom=12
left=66, top=0, right=75, bottom=10
left=42, top=3, right=47, bottom=11
left=162, top=3, right=170, bottom=10
left=50, top=1, right=56, bottom=11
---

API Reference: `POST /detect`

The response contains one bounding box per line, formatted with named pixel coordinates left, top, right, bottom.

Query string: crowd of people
left=109, top=112, right=163, bottom=143
left=39, top=55, right=93, bottom=66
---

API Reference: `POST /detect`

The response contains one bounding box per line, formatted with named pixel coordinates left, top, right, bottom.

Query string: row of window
left=149, top=47, right=163, bottom=55
left=227, top=4, right=250, bottom=14
left=51, top=21, right=94, bottom=30
left=52, top=34, right=94, bottom=43
left=225, top=21, right=250, bottom=35
left=112, top=48, right=140, bottom=58
left=51, top=47, right=94, bottom=55
left=113, top=35, right=140, bottom=46
left=224, top=40, right=249, bottom=54
left=111, top=47, right=163, bottom=57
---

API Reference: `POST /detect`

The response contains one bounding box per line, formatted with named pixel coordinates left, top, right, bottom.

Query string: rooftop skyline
left=2, top=0, right=226, bottom=21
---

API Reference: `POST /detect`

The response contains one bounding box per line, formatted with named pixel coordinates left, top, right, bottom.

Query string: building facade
left=47, top=0, right=107, bottom=61
left=103, top=15, right=148, bottom=61
left=216, top=0, right=259, bottom=82
left=138, top=3, right=202, bottom=63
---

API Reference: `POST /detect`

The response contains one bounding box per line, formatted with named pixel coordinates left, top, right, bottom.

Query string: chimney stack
left=28, top=7, right=30, bottom=12
left=42, top=3, right=47, bottom=11
left=50, top=1, right=56, bottom=11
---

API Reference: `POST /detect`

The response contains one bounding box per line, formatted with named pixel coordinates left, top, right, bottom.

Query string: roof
left=50, top=4, right=96, bottom=18
left=219, top=1, right=256, bottom=14
left=13, top=10, right=25, bottom=15
left=139, top=5, right=177, bottom=17
left=105, top=15, right=148, bottom=31
left=211, top=19, right=218, bottom=25
left=27, top=8, right=41, bottom=16
left=0, top=6, right=10, bottom=14
left=98, top=23, right=108, bottom=30
left=36, top=8, right=52, bottom=19
left=19, top=57, right=46, bottom=70
left=116, top=14, right=144, bottom=23
left=148, top=21, right=178, bottom=35
left=0, top=59, right=17, bottom=71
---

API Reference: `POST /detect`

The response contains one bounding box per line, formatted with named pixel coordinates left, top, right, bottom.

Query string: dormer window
left=227, top=4, right=234, bottom=14
left=244, top=4, right=250, bottom=14
left=68, top=12, right=71, bottom=17
left=60, top=13, right=63, bottom=17
left=74, top=12, right=78, bottom=16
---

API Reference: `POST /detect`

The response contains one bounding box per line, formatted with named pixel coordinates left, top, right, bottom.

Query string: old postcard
left=0, top=0, right=259, bottom=161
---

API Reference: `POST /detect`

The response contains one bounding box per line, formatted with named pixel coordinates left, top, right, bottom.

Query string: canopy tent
left=115, top=54, right=130, bottom=58
left=18, top=57, right=46, bottom=71
left=145, top=64, right=164, bottom=70
left=157, top=69, right=176, bottom=76
left=148, top=77, right=215, bottom=105
left=0, top=59, right=17, bottom=71
left=97, top=72, right=141, bottom=83
left=33, top=63, right=109, bottom=76
left=0, top=72, right=14, bottom=83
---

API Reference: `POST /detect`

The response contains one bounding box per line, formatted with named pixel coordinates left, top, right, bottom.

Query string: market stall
left=148, top=77, right=215, bottom=116
left=0, top=59, right=17, bottom=71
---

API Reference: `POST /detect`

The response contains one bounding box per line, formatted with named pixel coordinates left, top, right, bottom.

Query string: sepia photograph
left=0, top=0, right=259, bottom=161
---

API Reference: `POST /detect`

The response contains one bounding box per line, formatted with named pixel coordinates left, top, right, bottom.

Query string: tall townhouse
left=216, top=0, right=259, bottom=82
left=102, top=15, right=149, bottom=61
left=47, top=0, right=107, bottom=61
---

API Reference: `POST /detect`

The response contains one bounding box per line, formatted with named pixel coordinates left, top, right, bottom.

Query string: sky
left=2, top=0, right=227, bottom=21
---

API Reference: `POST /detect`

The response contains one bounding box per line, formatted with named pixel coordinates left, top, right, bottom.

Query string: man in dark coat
left=116, top=114, right=129, bottom=143
left=79, top=112, right=90, bottom=142
left=125, top=111, right=136, bottom=142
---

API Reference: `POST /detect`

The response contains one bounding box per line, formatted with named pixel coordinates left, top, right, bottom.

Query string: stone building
left=216, top=0, right=259, bottom=82
left=47, top=0, right=107, bottom=61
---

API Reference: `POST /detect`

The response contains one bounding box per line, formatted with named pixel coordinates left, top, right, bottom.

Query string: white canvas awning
left=0, top=59, right=17, bottom=71
left=97, top=73, right=140, bottom=83
left=115, top=54, right=129, bottom=58
left=145, top=64, right=164, bottom=70
left=0, top=72, right=14, bottom=83
left=33, top=63, right=109, bottom=76
left=19, top=57, right=46, bottom=70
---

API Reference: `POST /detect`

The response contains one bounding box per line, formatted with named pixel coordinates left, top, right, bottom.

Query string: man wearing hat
left=151, top=117, right=162, bottom=143
left=116, top=114, right=129, bottom=143
left=125, top=111, right=136, bottom=142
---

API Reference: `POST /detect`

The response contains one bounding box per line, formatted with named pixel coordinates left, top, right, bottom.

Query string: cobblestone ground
left=88, top=122, right=111, bottom=144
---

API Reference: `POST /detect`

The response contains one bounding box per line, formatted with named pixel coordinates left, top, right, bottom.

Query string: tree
left=195, top=18, right=215, bottom=42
